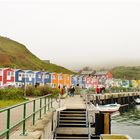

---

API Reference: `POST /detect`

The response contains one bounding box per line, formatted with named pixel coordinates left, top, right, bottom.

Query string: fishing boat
left=96, top=103, right=121, bottom=113
left=134, top=98, right=140, bottom=104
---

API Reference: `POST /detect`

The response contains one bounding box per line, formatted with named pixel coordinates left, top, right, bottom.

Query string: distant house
left=2, top=68, right=15, bottom=85
left=85, top=76, right=94, bottom=88
left=15, top=69, right=25, bottom=87
left=80, top=70, right=96, bottom=76
left=24, top=70, right=35, bottom=86
left=94, top=71, right=112, bottom=86
left=34, top=71, right=44, bottom=86
left=94, top=71, right=113, bottom=79
left=43, top=60, right=50, bottom=64
left=51, top=72, right=59, bottom=88
left=44, top=72, right=51, bottom=86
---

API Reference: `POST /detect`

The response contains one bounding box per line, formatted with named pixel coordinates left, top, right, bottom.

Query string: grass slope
left=0, top=99, right=27, bottom=108
left=0, top=36, right=74, bottom=74
left=111, top=66, right=140, bottom=80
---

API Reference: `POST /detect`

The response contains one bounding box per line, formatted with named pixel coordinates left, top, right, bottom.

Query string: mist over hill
left=0, top=36, right=74, bottom=74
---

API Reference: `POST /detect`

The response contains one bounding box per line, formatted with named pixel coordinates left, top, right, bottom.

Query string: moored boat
left=134, top=98, right=140, bottom=104
left=96, top=103, right=121, bottom=113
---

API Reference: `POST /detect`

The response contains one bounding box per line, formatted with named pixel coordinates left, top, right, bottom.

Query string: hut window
left=38, top=74, right=41, bottom=78
left=59, top=76, right=62, bottom=80
left=7, top=71, right=10, bottom=76
left=52, top=75, right=56, bottom=80
left=45, top=74, right=49, bottom=79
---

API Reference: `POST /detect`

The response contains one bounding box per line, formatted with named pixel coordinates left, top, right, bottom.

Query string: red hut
left=3, top=68, right=15, bottom=85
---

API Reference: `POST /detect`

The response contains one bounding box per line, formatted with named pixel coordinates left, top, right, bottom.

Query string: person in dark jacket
left=69, top=85, right=75, bottom=97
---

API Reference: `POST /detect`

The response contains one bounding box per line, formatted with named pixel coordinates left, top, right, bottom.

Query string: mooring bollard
left=95, top=112, right=111, bottom=135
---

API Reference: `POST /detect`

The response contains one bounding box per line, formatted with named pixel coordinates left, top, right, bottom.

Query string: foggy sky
left=0, top=0, right=140, bottom=70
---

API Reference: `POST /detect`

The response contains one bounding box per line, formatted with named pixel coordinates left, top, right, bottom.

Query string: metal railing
left=0, top=94, right=53, bottom=139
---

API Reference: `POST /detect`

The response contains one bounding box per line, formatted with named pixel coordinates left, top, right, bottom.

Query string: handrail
left=85, top=93, right=96, bottom=139
left=0, top=94, right=53, bottom=139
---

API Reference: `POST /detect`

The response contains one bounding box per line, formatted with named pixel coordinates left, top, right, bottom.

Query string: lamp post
left=24, top=71, right=27, bottom=97
left=42, top=69, right=45, bottom=86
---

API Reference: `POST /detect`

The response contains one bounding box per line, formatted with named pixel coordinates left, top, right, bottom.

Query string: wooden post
left=95, top=113, right=111, bottom=135
left=95, top=113, right=104, bottom=135
left=104, top=113, right=111, bottom=134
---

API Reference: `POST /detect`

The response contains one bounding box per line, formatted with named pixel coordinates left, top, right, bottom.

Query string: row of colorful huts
left=0, top=68, right=113, bottom=89
left=0, top=68, right=140, bottom=89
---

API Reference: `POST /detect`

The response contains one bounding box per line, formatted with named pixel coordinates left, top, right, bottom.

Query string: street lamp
left=24, top=71, right=27, bottom=97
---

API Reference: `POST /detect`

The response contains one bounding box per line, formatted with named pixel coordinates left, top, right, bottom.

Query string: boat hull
left=96, top=104, right=120, bottom=113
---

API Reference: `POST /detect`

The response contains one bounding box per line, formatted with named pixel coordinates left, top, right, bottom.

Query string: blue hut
left=24, top=70, right=35, bottom=86
left=77, top=75, right=85, bottom=88
left=71, top=75, right=78, bottom=86
left=44, top=72, right=51, bottom=86
left=82, top=76, right=86, bottom=88
left=15, top=69, right=25, bottom=87
left=34, top=71, right=44, bottom=86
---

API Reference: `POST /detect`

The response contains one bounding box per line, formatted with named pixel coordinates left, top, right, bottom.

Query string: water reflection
left=111, top=105, right=140, bottom=139
left=112, top=105, right=140, bottom=126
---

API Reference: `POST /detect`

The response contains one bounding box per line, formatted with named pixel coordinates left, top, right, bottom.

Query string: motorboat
left=96, top=103, right=121, bottom=113
left=134, top=98, right=140, bottom=104
left=111, top=111, right=120, bottom=117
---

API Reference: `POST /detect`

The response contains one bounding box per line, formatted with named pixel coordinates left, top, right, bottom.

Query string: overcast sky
left=0, top=0, right=140, bottom=70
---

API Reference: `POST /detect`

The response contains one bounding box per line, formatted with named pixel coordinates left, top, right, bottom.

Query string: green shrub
left=0, top=88, right=25, bottom=100
left=34, top=89, right=41, bottom=96
left=26, top=85, right=61, bottom=98
left=26, top=86, right=35, bottom=96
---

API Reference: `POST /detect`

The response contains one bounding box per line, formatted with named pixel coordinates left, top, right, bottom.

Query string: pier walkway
left=58, top=94, right=86, bottom=109
left=1, top=91, right=140, bottom=139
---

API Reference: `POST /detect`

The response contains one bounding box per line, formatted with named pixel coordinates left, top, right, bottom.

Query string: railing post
left=48, top=96, right=50, bottom=111
left=51, top=95, right=52, bottom=108
left=44, top=96, right=46, bottom=114
left=58, top=93, right=61, bottom=108
left=22, top=103, right=26, bottom=135
left=33, top=100, right=36, bottom=125
left=40, top=98, right=42, bottom=119
left=6, top=109, right=10, bottom=139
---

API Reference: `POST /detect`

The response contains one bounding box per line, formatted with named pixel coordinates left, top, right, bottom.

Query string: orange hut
left=58, top=73, right=64, bottom=88
left=51, top=72, right=59, bottom=88
left=63, top=74, right=71, bottom=88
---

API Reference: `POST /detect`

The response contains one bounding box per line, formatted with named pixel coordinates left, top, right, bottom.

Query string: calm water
left=111, top=105, right=140, bottom=139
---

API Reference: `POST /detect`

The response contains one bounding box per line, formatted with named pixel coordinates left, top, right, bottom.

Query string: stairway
left=55, top=108, right=89, bottom=139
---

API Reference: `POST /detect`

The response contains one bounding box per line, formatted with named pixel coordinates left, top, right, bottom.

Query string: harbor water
left=111, top=105, right=140, bottom=139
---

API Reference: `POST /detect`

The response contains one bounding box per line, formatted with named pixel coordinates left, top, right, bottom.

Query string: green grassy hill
left=111, top=66, right=140, bottom=80
left=0, top=36, right=74, bottom=74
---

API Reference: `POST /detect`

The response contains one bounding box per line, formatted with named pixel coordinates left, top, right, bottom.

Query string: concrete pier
left=5, top=92, right=139, bottom=139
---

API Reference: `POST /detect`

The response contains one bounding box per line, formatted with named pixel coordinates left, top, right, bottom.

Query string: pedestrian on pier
left=96, top=85, right=100, bottom=94
left=61, top=86, right=64, bottom=95
left=69, top=85, right=75, bottom=97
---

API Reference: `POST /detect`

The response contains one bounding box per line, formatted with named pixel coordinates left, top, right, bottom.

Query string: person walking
left=69, top=85, right=75, bottom=97
left=96, top=85, right=100, bottom=94
left=61, top=86, right=64, bottom=95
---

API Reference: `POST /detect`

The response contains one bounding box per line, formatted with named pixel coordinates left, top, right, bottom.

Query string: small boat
left=96, top=103, right=121, bottom=113
left=111, top=111, right=120, bottom=117
left=134, top=98, right=140, bottom=104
